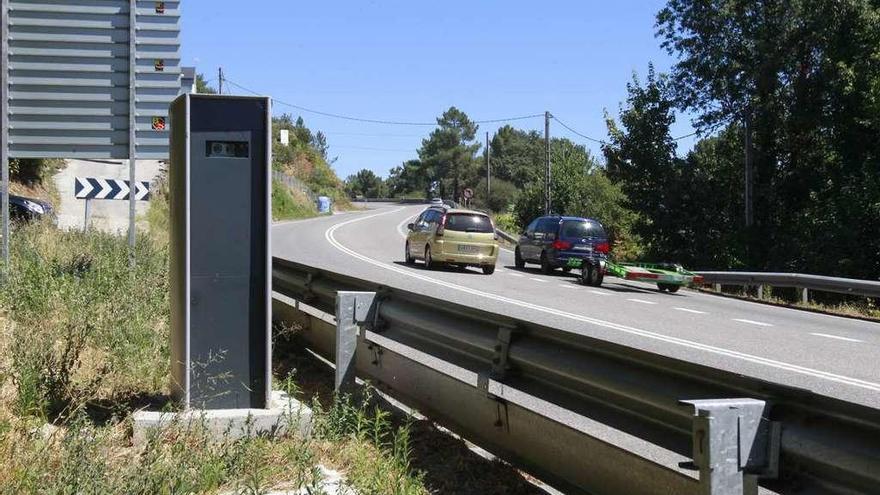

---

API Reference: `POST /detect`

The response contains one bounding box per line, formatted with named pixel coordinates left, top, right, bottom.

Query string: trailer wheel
left=658, top=283, right=680, bottom=293
left=581, top=264, right=603, bottom=287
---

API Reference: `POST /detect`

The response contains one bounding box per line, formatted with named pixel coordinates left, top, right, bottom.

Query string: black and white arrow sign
left=75, top=177, right=150, bottom=201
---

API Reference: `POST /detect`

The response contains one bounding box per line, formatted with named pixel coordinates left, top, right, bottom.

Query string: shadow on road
left=392, top=260, right=485, bottom=275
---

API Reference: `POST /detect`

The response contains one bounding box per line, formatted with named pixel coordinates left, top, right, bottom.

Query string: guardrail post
left=756, top=285, right=763, bottom=300
left=681, top=399, right=775, bottom=495
left=335, top=291, right=376, bottom=393
left=800, top=287, right=809, bottom=304
left=714, top=283, right=721, bottom=293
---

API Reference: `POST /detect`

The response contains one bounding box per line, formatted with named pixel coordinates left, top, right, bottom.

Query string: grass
left=273, top=179, right=320, bottom=221
left=700, top=285, right=880, bottom=321
left=0, top=222, right=429, bottom=494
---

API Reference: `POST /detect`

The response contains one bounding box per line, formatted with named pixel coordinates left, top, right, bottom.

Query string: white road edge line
left=810, top=333, right=864, bottom=343
left=559, top=284, right=578, bottom=289
left=530, top=278, right=548, bottom=283
left=589, top=290, right=610, bottom=296
left=324, top=207, right=880, bottom=393
left=627, top=298, right=658, bottom=305
left=508, top=273, right=524, bottom=278
left=733, top=318, right=774, bottom=327
left=674, top=307, right=706, bottom=314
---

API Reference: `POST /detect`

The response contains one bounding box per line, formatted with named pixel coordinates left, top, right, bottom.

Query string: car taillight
left=596, top=242, right=610, bottom=254
left=552, top=239, right=572, bottom=251
left=436, top=214, right=447, bottom=236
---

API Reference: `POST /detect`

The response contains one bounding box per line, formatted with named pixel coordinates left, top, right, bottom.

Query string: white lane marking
left=507, top=273, right=524, bottom=278
left=495, top=268, right=506, bottom=273
left=324, top=209, right=880, bottom=393
left=733, top=319, right=774, bottom=327
left=396, top=211, right=420, bottom=238
left=529, top=278, right=547, bottom=283
left=589, top=290, right=610, bottom=296
left=559, top=284, right=578, bottom=289
left=674, top=307, right=707, bottom=314
left=811, top=333, right=864, bottom=343
left=628, top=298, right=658, bottom=305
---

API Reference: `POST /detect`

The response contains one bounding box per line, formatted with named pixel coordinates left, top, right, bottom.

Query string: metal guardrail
left=272, top=257, right=880, bottom=495
left=494, top=227, right=518, bottom=244
left=697, top=271, right=880, bottom=301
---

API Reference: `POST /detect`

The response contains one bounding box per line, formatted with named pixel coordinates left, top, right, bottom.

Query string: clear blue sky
left=181, top=0, right=696, bottom=179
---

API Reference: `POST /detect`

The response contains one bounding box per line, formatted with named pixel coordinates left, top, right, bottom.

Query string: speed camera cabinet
left=168, top=94, right=272, bottom=409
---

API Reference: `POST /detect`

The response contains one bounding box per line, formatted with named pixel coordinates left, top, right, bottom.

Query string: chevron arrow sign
left=75, top=178, right=151, bottom=201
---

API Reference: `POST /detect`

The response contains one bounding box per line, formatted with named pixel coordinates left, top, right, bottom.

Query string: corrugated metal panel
left=6, top=0, right=181, bottom=159
left=134, top=0, right=178, bottom=159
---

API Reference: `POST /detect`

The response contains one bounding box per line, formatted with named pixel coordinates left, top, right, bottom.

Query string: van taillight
left=596, top=242, right=610, bottom=254
left=552, top=240, right=572, bottom=251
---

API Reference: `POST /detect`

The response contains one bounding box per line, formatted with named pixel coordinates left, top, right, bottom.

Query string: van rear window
left=445, top=213, right=494, bottom=233
left=561, top=220, right=606, bottom=239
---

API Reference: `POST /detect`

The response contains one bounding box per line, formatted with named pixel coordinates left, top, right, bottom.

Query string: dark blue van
left=514, top=215, right=609, bottom=285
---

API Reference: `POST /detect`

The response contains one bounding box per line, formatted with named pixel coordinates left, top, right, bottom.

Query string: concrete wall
left=53, top=159, right=165, bottom=232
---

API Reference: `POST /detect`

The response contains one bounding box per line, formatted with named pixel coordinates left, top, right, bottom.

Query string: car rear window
left=560, top=220, right=606, bottom=239
left=445, top=213, right=494, bottom=233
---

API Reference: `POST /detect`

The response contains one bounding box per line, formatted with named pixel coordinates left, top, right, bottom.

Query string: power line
left=224, top=78, right=543, bottom=126
left=224, top=76, right=710, bottom=143
left=331, top=145, right=416, bottom=152
left=550, top=114, right=605, bottom=144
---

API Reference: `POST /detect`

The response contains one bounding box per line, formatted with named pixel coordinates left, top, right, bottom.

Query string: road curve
left=273, top=203, right=880, bottom=408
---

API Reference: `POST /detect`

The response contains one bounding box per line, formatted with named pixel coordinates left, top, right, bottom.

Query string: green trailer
left=604, top=261, right=704, bottom=293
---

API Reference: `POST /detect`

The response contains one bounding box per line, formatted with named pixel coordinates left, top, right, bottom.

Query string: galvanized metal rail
left=272, top=257, right=880, bottom=495
left=697, top=271, right=880, bottom=301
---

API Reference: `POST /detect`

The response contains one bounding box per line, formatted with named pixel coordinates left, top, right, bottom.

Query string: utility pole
left=218, top=67, right=224, bottom=95
left=485, top=131, right=491, bottom=199
left=744, top=111, right=753, bottom=227
left=544, top=111, right=551, bottom=215
left=1, top=0, right=10, bottom=268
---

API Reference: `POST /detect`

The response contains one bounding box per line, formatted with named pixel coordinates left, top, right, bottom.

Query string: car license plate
left=457, top=245, right=479, bottom=253
left=573, top=245, right=592, bottom=251
left=566, top=258, right=583, bottom=267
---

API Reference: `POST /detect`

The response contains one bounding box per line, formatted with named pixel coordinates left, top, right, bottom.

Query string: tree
left=313, top=131, right=330, bottom=161
left=488, top=126, right=544, bottom=188
left=196, top=73, right=216, bottom=94
left=472, top=177, right=519, bottom=213
left=515, top=138, right=643, bottom=259
left=386, top=159, right=431, bottom=198
left=656, top=0, right=880, bottom=277
left=345, top=169, right=387, bottom=198
left=417, top=107, right=481, bottom=201
left=603, top=67, right=684, bottom=261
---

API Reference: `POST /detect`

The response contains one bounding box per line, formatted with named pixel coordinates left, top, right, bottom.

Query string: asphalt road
left=273, top=203, right=880, bottom=408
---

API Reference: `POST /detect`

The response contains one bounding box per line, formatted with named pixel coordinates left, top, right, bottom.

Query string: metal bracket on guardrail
left=367, top=288, right=390, bottom=333
left=681, top=399, right=780, bottom=495
left=491, top=325, right=517, bottom=380
left=302, top=272, right=318, bottom=304
left=479, top=325, right=518, bottom=397
left=335, top=291, right=377, bottom=393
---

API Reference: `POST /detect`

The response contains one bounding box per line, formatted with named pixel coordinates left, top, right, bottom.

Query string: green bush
left=9, top=158, right=65, bottom=186
left=472, top=178, right=520, bottom=213
left=493, top=212, right=521, bottom=235
left=0, top=223, right=169, bottom=420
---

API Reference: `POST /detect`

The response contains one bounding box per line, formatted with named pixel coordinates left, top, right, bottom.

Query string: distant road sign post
left=75, top=177, right=151, bottom=232
left=1, top=0, right=184, bottom=265
left=463, top=187, right=474, bottom=207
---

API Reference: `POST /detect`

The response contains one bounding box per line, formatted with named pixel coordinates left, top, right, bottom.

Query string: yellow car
left=405, top=207, right=498, bottom=274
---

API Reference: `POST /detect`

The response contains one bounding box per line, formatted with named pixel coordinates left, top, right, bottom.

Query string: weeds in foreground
left=0, top=224, right=424, bottom=494
left=1, top=223, right=169, bottom=421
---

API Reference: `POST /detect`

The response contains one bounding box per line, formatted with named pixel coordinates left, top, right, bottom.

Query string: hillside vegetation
left=272, top=114, right=351, bottom=219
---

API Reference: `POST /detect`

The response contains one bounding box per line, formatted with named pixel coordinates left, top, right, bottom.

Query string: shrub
left=272, top=180, right=319, bottom=221
left=0, top=223, right=169, bottom=420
